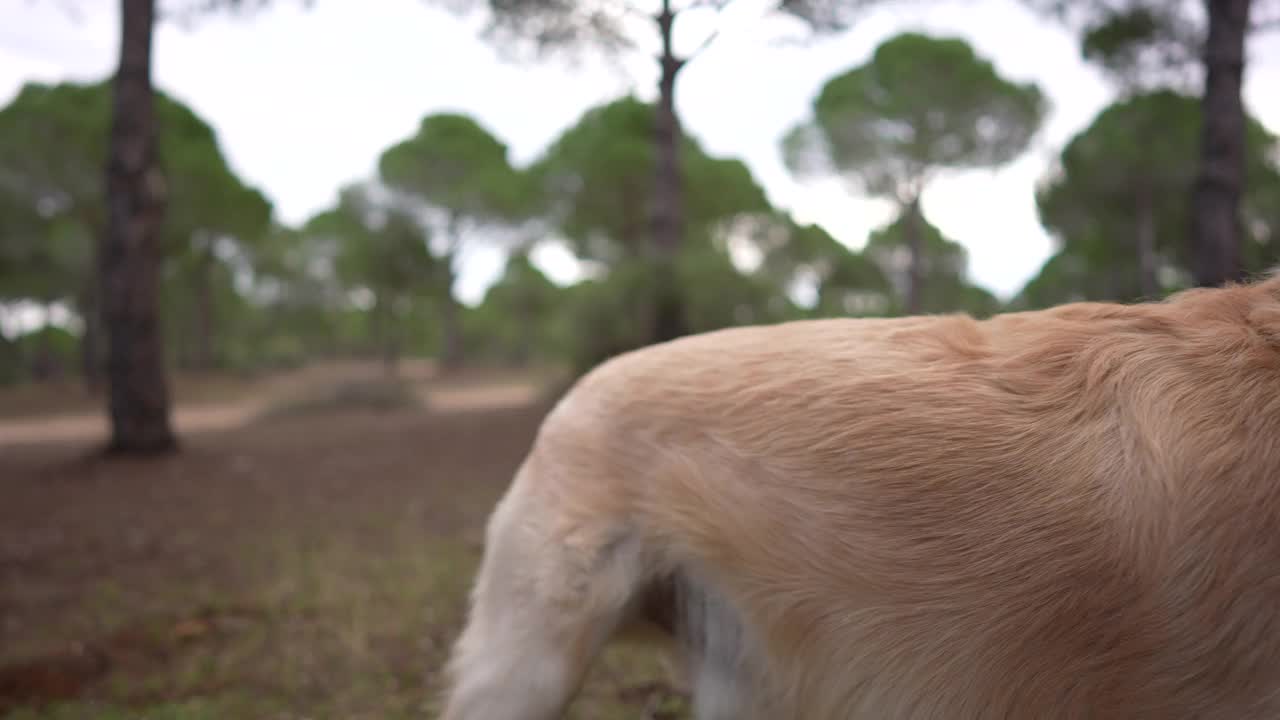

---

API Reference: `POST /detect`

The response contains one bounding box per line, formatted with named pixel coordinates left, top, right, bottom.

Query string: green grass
left=0, top=376, right=687, bottom=719
left=3, top=525, right=689, bottom=719
left=4, top=697, right=243, bottom=720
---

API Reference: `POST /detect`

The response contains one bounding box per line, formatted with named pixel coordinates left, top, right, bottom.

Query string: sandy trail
left=0, top=404, right=259, bottom=447
left=0, top=363, right=545, bottom=448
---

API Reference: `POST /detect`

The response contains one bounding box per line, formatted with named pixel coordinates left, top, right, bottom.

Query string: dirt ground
left=0, top=365, right=690, bottom=719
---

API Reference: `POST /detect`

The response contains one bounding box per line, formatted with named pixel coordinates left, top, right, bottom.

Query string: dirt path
left=0, top=405, right=255, bottom=447
left=0, top=364, right=549, bottom=448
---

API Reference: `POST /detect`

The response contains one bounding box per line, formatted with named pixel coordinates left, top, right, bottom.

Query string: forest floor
left=0, top=363, right=690, bottom=719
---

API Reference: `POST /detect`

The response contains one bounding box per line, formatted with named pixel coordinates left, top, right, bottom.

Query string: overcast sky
left=3, top=0, right=1279, bottom=305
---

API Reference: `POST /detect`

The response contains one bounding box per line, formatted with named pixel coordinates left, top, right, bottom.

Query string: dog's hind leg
left=673, top=574, right=770, bottom=720
left=438, top=461, right=647, bottom=720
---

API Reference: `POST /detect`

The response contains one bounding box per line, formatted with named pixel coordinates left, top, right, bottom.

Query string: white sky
left=2, top=0, right=1279, bottom=307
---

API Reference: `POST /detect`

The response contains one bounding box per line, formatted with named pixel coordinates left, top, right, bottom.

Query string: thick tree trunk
left=904, top=196, right=923, bottom=315
left=1192, top=0, right=1251, bottom=288
left=100, top=0, right=176, bottom=454
left=1135, top=181, right=1160, bottom=299
left=649, top=0, right=688, bottom=345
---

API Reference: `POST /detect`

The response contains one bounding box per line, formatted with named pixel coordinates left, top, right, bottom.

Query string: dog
left=439, top=271, right=1280, bottom=719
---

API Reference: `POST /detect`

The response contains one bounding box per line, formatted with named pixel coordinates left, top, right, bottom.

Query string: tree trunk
left=438, top=260, right=464, bottom=372
left=1191, top=0, right=1251, bottom=288
left=1108, top=265, right=1127, bottom=303
left=194, top=240, right=215, bottom=371
left=77, top=210, right=106, bottom=394
left=649, top=0, right=688, bottom=345
left=369, top=289, right=386, bottom=362
left=381, top=296, right=401, bottom=377
left=100, top=0, right=176, bottom=455
left=904, top=196, right=924, bottom=315
left=383, top=340, right=400, bottom=376
left=516, top=296, right=534, bottom=368
left=79, top=275, right=104, bottom=394
left=383, top=324, right=400, bottom=378
left=1135, top=181, right=1160, bottom=299
left=440, top=291, right=463, bottom=371
left=31, top=306, right=55, bottom=382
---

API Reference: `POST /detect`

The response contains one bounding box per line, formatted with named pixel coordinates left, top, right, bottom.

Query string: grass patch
left=0, top=386, right=687, bottom=718
left=3, top=697, right=243, bottom=720
left=2, top=527, right=689, bottom=718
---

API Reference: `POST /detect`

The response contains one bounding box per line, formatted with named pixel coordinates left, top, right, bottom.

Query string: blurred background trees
left=469, top=0, right=895, bottom=346
left=377, top=113, right=533, bottom=370
left=1025, top=0, right=1280, bottom=290
left=1, top=0, right=1279, bottom=454
left=4, top=7, right=1280, bottom=718
left=782, top=32, right=1046, bottom=314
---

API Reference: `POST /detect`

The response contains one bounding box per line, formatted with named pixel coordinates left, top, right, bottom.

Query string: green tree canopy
left=1022, top=0, right=1280, bottom=92
left=236, top=221, right=363, bottom=365
left=469, top=0, right=894, bottom=346
left=378, top=113, right=531, bottom=229
left=529, top=95, right=781, bottom=358
left=784, top=33, right=1048, bottom=202
left=465, top=250, right=568, bottom=366
left=1077, top=3, right=1201, bottom=91
left=863, top=209, right=1000, bottom=317
left=1024, top=0, right=1280, bottom=289
left=530, top=96, right=771, bottom=267
left=1035, top=89, right=1280, bottom=302
left=711, top=212, right=892, bottom=318
left=1009, top=249, right=1114, bottom=311
left=0, top=79, right=272, bottom=258
left=790, top=223, right=894, bottom=318
left=783, top=32, right=1046, bottom=314
left=0, top=78, right=274, bottom=378
left=305, top=183, right=437, bottom=372
left=376, top=112, right=531, bottom=368
left=559, top=239, right=803, bottom=374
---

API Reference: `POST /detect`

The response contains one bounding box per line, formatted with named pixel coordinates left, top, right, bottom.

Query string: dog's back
left=441, top=276, right=1280, bottom=719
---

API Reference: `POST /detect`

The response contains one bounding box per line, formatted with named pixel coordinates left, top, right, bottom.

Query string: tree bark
left=370, top=289, right=386, bottom=360
left=100, top=0, right=176, bottom=454
left=382, top=317, right=400, bottom=378
left=1135, top=180, right=1160, bottom=299
left=439, top=285, right=463, bottom=371
left=194, top=240, right=215, bottom=370
left=78, top=275, right=104, bottom=394
left=31, top=306, right=55, bottom=382
left=436, top=219, right=466, bottom=372
left=649, top=0, right=689, bottom=345
left=515, top=289, right=534, bottom=368
left=437, top=257, right=464, bottom=372
left=904, top=196, right=924, bottom=315
left=1191, top=0, right=1251, bottom=288
left=379, top=296, right=401, bottom=377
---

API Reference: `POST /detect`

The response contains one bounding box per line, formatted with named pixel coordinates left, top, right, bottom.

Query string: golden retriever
left=439, top=272, right=1280, bottom=719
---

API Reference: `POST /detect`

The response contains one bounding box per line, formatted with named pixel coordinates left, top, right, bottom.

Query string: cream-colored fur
left=439, top=272, right=1280, bottom=719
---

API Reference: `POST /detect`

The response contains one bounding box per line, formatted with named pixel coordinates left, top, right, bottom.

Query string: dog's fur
left=438, top=272, right=1280, bottom=719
